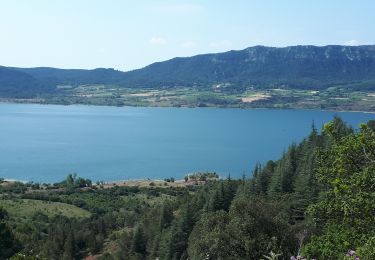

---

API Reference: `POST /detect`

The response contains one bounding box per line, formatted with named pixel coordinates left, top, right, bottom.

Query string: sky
left=0, top=0, right=374, bottom=71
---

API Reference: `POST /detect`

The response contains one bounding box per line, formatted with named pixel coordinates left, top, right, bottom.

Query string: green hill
left=121, top=45, right=375, bottom=89
left=2, top=45, right=375, bottom=98
left=0, top=66, right=51, bottom=98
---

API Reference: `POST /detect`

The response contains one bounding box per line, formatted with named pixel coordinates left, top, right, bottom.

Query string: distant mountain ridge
left=1, top=45, right=375, bottom=97
left=122, top=45, right=375, bottom=88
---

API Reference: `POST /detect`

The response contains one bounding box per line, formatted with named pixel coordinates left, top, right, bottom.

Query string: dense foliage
left=1, top=116, right=374, bottom=259
left=0, top=67, right=51, bottom=98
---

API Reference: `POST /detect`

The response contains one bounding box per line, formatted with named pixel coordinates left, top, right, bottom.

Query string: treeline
left=1, top=117, right=375, bottom=259
left=0, top=173, right=92, bottom=194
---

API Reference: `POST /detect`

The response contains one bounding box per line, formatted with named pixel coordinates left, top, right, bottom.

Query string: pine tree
left=168, top=204, right=194, bottom=260
left=0, top=208, right=20, bottom=259
left=159, top=203, right=173, bottom=230
left=131, top=225, right=146, bottom=256
left=62, top=232, right=75, bottom=260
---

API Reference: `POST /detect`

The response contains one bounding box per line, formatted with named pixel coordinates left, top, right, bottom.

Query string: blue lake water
left=0, top=103, right=373, bottom=183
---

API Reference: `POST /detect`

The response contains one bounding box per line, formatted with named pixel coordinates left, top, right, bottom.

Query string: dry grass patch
left=0, top=199, right=91, bottom=218
left=241, top=94, right=270, bottom=103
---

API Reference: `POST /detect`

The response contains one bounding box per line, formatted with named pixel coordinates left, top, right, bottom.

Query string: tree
left=205, top=183, right=225, bottom=212
left=268, top=145, right=298, bottom=197
left=368, top=120, right=375, bottom=131
left=159, top=203, right=173, bottom=230
left=62, top=232, right=75, bottom=260
left=187, top=211, right=232, bottom=260
left=305, top=124, right=375, bottom=258
left=65, top=173, right=76, bottom=190
left=188, top=197, right=295, bottom=259
left=0, top=208, right=20, bottom=259
left=258, top=161, right=275, bottom=195
left=131, top=226, right=146, bottom=256
left=168, top=204, right=194, bottom=260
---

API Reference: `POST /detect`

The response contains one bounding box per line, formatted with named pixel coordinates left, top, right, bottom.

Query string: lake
left=0, top=103, right=373, bottom=183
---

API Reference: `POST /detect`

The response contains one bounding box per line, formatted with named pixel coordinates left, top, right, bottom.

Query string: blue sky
left=0, top=0, right=374, bottom=71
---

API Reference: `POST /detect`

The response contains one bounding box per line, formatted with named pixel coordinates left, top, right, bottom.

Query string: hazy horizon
left=3, top=43, right=375, bottom=72
left=1, top=0, right=374, bottom=71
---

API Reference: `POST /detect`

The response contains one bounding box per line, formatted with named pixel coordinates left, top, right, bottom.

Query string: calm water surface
left=0, top=103, right=373, bottom=182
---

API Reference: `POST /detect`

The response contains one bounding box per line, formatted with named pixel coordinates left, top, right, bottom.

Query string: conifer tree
left=131, top=226, right=146, bottom=256
left=0, top=208, right=20, bottom=259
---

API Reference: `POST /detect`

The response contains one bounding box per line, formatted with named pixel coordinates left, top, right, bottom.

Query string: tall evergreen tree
left=131, top=226, right=146, bottom=256
left=0, top=208, right=20, bottom=260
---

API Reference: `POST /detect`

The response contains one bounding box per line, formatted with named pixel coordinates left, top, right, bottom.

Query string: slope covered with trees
left=1, top=45, right=375, bottom=99
left=1, top=117, right=375, bottom=259
left=0, top=67, right=52, bottom=98
left=13, top=67, right=125, bottom=88
left=121, top=45, right=375, bottom=89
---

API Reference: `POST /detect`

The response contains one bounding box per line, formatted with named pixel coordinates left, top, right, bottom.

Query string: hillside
left=1, top=45, right=375, bottom=100
left=0, top=66, right=50, bottom=98
left=14, top=67, right=125, bottom=87
left=121, top=45, right=375, bottom=89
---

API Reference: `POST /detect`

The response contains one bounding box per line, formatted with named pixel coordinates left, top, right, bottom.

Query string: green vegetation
left=4, top=85, right=375, bottom=112
left=185, top=172, right=219, bottom=182
left=0, top=207, right=20, bottom=259
left=2, top=45, right=375, bottom=111
left=0, top=199, right=91, bottom=219
left=1, top=117, right=374, bottom=259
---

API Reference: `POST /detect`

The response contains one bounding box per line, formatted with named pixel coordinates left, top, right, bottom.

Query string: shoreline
left=1, top=99, right=375, bottom=115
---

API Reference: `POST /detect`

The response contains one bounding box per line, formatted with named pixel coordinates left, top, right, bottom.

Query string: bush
left=357, top=237, right=375, bottom=260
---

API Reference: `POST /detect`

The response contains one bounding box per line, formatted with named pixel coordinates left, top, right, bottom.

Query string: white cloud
left=344, top=39, right=360, bottom=46
left=181, top=41, right=196, bottom=48
left=150, top=37, right=167, bottom=45
left=209, top=40, right=232, bottom=49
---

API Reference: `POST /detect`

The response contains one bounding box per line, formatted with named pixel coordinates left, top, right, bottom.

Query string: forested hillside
left=1, top=117, right=375, bottom=259
left=0, top=67, right=51, bottom=98
left=2, top=45, right=375, bottom=98
left=121, top=45, right=375, bottom=89
left=13, top=67, right=125, bottom=89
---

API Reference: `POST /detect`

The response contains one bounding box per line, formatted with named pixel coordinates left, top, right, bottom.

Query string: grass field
left=0, top=198, right=91, bottom=219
